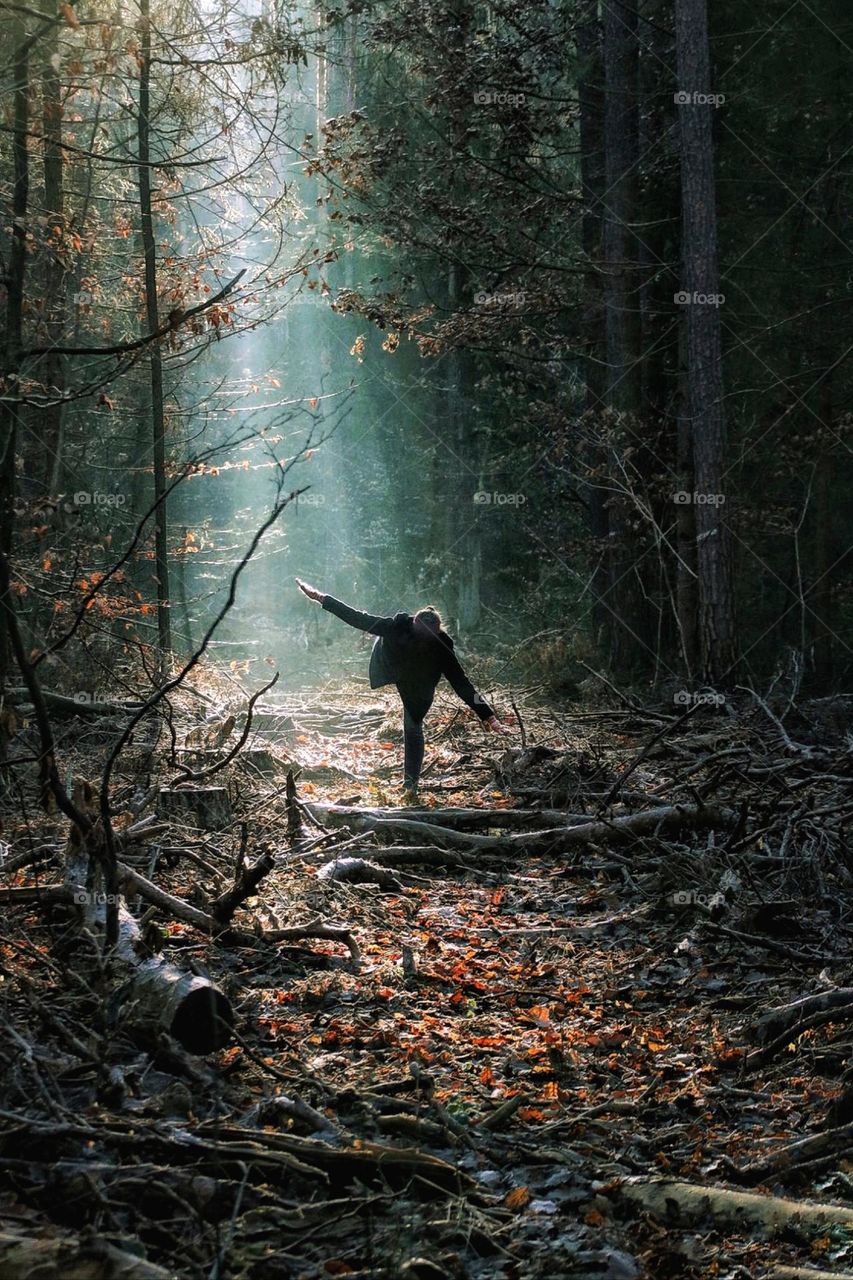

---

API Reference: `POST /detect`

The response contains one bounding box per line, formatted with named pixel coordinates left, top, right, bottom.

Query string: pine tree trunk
left=602, top=0, right=645, bottom=671
left=0, top=20, right=29, bottom=728
left=812, top=376, right=833, bottom=691
left=676, top=320, right=699, bottom=675
left=40, top=13, right=65, bottom=491
left=675, top=0, right=737, bottom=683
left=577, top=0, right=609, bottom=645
left=138, top=0, right=172, bottom=663
left=447, top=262, right=482, bottom=632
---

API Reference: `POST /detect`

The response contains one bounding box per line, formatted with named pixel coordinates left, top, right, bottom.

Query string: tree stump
left=158, top=787, right=232, bottom=830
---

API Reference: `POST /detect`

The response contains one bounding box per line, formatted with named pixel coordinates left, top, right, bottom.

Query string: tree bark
left=602, top=0, right=647, bottom=671
left=138, top=0, right=172, bottom=663
left=675, top=0, right=737, bottom=683
left=39, top=10, right=66, bottom=489
left=0, top=17, right=29, bottom=728
left=676, top=320, right=699, bottom=675
left=577, top=0, right=610, bottom=644
left=0, top=1231, right=173, bottom=1280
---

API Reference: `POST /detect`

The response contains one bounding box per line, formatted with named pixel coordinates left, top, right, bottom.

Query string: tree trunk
left=577, top=0, right=609, bottom=645
left=448, top=262, right=482, bottom=633
left=39, top=12, right=66, bottom=489
left=675, top=0, right=737, bottom=683
left=0, top=18, right=30, bottom=732
left=66, top=838, right=233, bottom=1055
left=602, top=0, right=646, bottom=671
left=603, top=1, right=641, bottom=412
left=811, top=376, right=833, bottom=690
left=138, top=0, right=172, bottom=663
left=676, top=322, right=699, bottom=675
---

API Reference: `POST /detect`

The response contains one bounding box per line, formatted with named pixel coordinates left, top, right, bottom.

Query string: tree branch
left=23, top=269, right=246, bottom=358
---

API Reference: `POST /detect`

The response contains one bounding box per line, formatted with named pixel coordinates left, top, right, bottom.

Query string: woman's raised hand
left=295, top=577, right=325, bottom=603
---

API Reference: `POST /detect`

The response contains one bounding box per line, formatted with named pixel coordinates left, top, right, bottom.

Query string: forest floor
left=2, top=670, right=853, bottom=1279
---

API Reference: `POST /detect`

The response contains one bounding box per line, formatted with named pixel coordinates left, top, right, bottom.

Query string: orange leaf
left=505, top=1187, right=529, bottom=1211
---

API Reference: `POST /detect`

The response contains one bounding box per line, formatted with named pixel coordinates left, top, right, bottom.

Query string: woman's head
left=414, top=606, right=443, bottom=635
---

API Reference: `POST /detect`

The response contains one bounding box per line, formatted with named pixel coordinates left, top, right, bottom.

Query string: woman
left=295, top=578, right=504, bottom=798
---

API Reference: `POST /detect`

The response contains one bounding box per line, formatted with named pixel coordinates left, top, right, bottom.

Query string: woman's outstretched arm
left=438, top=644, right=504, bottom=731
left=295, top=579, right=395, bottom=636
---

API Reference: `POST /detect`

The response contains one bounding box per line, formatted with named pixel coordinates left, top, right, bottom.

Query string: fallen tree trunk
left=751, top=988, right=853, bottom=1044
left=768, top=1268, right=853, bottom=1280
left=4, top=687, right=141, bottom=718
left=112, top=902, right=233, bottom=1054
left=65, top=839, right=233, bottom=1054
left=306, top=803, right=590, bottom=830
left=0, top=1229, right=173, bottom=1279
left=316, top=856, right=403, bottom=891
left=303, top=803, right=734, bottom=854
left=614, top=1179, right=853, bottom=1235
left=734, top=1119, right=853, bottom=1185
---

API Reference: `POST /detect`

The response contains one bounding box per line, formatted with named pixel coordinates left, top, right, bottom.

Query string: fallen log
left=751, top=988, right=853, bottom=1044
left=323, top=845, right=474, bottom=870
left=306, top=802, right=590, bottom=831
left=734, top=1120, right=853, bottom=1185
left=317, top=856, right=404, bottom=891
left=64, top=827, right=233, bottom=1054
left=768, top=1268, right=853, bottom=1280
left=193, top=1123, right=475, bottom=1194
left=112, top=902, right=233, bottom=1054
left=0, top=1229, right=173, bottom=1279
left=4, top=687, right=141, bottom=718
left=303, top=803, right=734, bottom=854
left=614, top=1179, right=853, bottom=1235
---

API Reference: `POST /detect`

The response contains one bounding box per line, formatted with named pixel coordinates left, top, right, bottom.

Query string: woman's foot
left=400, top=779, right=419, bottom=806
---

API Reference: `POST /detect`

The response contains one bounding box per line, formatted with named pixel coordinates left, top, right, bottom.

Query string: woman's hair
left=414, top=606, right=443, bottom=632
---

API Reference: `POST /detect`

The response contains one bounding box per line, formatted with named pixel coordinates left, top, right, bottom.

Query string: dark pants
left=397, top=687, right=433, bottom=788
left=403, top=708, right=425, bottom=787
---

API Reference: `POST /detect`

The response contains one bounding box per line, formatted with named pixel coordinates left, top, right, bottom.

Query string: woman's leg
left=402, top=708, right=425, bottom=790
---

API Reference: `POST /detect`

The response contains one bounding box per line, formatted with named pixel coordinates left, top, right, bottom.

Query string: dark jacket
left=321, top=594, right=494, bottom=724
